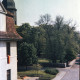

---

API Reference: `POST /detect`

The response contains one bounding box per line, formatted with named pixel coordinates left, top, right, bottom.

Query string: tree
left=35, top=14, right=53, bottom=25
left=41, top=16, right=66, bottom=63
left=18, top=42, right=38, bottom=66
left=43, top=16, right=79, bottom=63
left=65, top=48, right=76, bottom=66
left=16, top=15, right=80, bottom=67
left=54, top=16, right=64, bottom=30
left=33, top=27, right=46, bottom=57
left=17, top=23, right=32, bottom=43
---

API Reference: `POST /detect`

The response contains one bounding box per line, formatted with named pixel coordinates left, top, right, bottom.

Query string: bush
left=45, top=68, right=59, bottom=75
left=18, top=42, right=38, bottom=66
left=39, top=77, right=51, bottom=80
left=27, top=64, right=42, bottom=70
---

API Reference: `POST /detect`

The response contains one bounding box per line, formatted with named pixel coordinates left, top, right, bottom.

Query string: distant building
left=0, top=0, right=22, bottom=80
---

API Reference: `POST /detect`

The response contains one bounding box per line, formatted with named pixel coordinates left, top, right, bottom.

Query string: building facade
left=0, top=1, right=22, bottom=80
left=2, top=0, right=17, bottom=24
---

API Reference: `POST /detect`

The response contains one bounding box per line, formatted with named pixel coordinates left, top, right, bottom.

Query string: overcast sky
left=14, top=0, right=80, bottom=31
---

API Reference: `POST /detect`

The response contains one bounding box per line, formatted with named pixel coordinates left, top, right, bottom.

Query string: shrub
left=27, top=64, right=42, bottom=70
left=39, top=77, right=51, bottom=80
left=45, top=68, right=59, bottom=75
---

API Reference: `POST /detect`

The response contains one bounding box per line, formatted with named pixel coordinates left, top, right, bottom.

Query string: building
left=0, top=0, right=22, bottom=80
left=2, top=0, right=17, bottom=24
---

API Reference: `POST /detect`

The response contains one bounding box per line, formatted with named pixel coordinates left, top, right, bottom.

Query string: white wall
left=0, top=41, right=7, bottom=80
left=0, top=4, right=6, bottom=32
left=0, top=41, right=6, bottom=59
left=0, top=13, right=6, bottom=31
left=0, top=41, right=17, bottom=80
left=0, top=5, right=3, bottom=11
left=10, top=42, right=17, bottom=80
left=0, top=0, right=3, bottom=2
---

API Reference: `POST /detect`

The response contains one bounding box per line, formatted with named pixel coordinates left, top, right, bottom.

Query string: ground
left=18, top=55, right=80, bottom=80
left=61, top=55, right=79, bottom=80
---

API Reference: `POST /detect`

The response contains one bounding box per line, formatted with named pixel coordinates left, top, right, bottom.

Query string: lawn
left=18, top=58, right=58, bottom=80
left=18, top=70, right=56, bottom=80
left=38, top=58, right=49, bottom=63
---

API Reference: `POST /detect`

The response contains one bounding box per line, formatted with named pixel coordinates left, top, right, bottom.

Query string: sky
left=14, top=0, right=80, bottom=31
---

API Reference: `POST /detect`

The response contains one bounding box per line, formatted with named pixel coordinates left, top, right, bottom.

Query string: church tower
left=2, top=0, right=17, bottom=24
left=0, top=1, right=22, bottom=80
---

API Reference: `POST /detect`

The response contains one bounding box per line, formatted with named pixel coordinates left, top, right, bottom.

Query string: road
left=61, top=55, right=80, bottom=80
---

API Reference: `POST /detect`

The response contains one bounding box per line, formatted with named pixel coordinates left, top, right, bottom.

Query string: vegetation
left=35, top=14, right=53, bottom=25
left=38, top=58, right=49, bottom=63
left=18, top=42, right=37, bottom=66
left=17, top=14, right=80, bottom=80
left=17, top=14, right=80, bottom=66
left=45, top=68, right=59, bottom=75
left=18, top=70, right=56, bottom=80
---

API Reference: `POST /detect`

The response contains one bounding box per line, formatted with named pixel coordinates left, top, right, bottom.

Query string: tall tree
left=18, top=42, right=37, bottom=66
left=36, top=14, right=53, bottom=25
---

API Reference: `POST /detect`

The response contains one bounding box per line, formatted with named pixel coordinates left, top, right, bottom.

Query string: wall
left=0, top=13, right=6, bottom=31
left=0, top=41, right=17, bottom=80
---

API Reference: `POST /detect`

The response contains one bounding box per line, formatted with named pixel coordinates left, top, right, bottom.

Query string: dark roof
left=2, top=0, right=16, bottom=9
left=0, top=12, right=22, bottom=41
left=7, top=10, right=14, bottom=17
left=0, top=2, right=7, bottom=14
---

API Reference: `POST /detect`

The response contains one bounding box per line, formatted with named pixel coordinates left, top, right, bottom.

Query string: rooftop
left=2, top=0, right=16, bottom=9
left=0, top=11, right=22, bottom=41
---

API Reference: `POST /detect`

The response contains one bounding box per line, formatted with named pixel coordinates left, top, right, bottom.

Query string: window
left=7, top=69, right=11, bottom=80
left=7, top=42, right=10, bottom=56
left=6, top=42, right=10, bottom=64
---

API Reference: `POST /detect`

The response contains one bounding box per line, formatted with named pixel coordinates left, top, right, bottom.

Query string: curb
left=52, top=71, right=66, bottom=80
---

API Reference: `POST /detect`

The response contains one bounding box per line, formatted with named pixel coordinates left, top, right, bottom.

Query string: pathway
left=61, top=55, right=79, bottom=80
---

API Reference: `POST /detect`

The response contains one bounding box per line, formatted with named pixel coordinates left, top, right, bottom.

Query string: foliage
left=45, top=68, right=59, bottom=75
left=65, top=48, right=76, bottom=62
left=17, top=15, right=80, bottom=66
left=35, top=14, right=53, bottom=25
left=18, top=42, right=37, bottom=66
left=41, top=16, right=80, bottom=63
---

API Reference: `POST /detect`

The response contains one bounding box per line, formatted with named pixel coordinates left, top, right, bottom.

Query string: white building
left=0, top=1, right=22, bottom=80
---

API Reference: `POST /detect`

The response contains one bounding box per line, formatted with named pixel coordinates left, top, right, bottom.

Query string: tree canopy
left=17, top=14, right=80, bottom=66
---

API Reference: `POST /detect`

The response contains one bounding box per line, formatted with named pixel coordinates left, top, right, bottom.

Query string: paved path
left=53, top=59, right=76, bottom=80
left=53, top=54, right=80, bottom=80
left=61, top=56, right=79, bottom=80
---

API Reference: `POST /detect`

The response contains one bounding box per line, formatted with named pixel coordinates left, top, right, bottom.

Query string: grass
left=38, top=58, right=53, bottom=67
left=38, top=58, right=49, bottom=63
left=18, top=70, right=56, bottom=80
left=18, top=58, right=58, bottom=80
